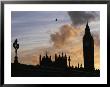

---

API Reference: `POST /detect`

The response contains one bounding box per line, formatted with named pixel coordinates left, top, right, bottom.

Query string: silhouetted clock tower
left=83, top=22, right=94, bottom=70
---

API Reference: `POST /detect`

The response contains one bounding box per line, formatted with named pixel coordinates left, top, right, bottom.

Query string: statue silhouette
left=13, top=39, right=19, bottom=64
left=68, top=56, right=71, bottom=67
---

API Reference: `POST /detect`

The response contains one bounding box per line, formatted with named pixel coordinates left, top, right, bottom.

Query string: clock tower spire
left=83, top=22, right=94, bottom=70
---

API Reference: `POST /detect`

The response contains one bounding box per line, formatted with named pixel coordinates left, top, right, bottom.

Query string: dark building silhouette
left=39, top=52, right=52, bottom=67
left=39, top=52, right=68, bottom=69
left=83, top=22, right=94, bottom=70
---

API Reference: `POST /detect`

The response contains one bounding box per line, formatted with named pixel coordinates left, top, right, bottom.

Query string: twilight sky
left=11, top=11, right=100, bottom=69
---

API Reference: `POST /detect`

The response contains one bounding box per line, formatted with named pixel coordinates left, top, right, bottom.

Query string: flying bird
left=56, top=18, right=58, bottom=21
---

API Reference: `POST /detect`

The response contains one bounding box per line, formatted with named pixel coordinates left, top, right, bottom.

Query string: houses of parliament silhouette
left=11, top=22, right=100, bottom=77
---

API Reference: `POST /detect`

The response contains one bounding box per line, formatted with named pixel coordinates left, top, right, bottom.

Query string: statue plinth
left=14, top=56, right=18, bottom=64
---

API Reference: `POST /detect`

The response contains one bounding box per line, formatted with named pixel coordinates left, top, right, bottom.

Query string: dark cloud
left=68, top=11, right=100, bottom=26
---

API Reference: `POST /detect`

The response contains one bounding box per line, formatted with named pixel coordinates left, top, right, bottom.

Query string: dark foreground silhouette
left=11, top=63, right=100, bottom=77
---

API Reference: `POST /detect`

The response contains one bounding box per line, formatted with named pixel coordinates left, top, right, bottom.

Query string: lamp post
left=13, top=39, right=19, bottom=64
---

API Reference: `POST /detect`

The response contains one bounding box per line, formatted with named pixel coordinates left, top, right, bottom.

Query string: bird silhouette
left=56, top=18, right=57, bottom=21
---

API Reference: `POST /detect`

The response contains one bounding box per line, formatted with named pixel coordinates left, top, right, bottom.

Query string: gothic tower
left=83, top=22, right=94, bottom=70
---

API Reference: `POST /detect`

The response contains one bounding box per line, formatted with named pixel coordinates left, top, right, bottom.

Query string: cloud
left=50, top=24, right=82, bottom=48
left=68, top=11, right=100, bottom=27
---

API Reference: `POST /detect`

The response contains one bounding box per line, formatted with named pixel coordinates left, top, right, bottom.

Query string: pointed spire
left=64, top=53, right=67, bottom=58
left=55, top=53, right=57, bottom=61
left=86, top=21, right=89, bottom=29
left=62, top=52, right=63, bottom=57
left=59, top=54, right=61, bottom=58
left=45, top=51, right=48, bottom=58
left=55, top=53, right=57, bottom=58
left=85, top=21, right=90, bottom=33
left=50, top=56, right=51, bottom=59
left=68, top=56, right=71, bottom=67
left=39, top=54, right=42, bottom=65
left=78, top=63, right=79, bottom=68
